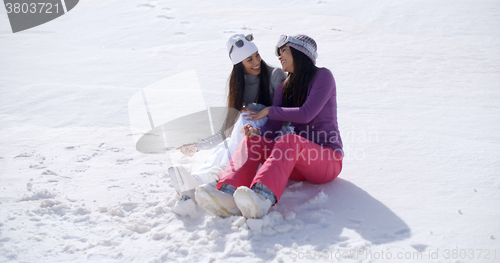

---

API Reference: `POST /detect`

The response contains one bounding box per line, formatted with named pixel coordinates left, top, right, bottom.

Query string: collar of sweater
left=244, top=74, right=259, bottom=85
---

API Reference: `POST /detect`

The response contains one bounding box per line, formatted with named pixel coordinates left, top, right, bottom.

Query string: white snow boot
left=168, top=166, right=199, bottom=200
left=233, top=186, right=272, bottom=219
left=195, top=183, right=241, bottom=217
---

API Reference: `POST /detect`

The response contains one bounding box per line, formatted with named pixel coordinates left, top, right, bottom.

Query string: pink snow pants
left=217, top=134, right=343, bottom=202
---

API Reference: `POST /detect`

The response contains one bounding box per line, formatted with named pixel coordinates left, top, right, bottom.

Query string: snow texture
left=1, top=0, right=499, bottom=262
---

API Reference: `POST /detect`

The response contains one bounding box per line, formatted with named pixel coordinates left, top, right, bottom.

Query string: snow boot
left=233, top=186, right=272, bottom=219
left=168, top=166, right=199, bottom=200
left=195, top=183, right=241, bottom=217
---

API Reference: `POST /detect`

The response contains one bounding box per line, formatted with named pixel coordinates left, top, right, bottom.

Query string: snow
left=1, top=0, right=499, bottom=262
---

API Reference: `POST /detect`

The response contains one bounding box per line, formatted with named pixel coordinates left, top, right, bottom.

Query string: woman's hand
left=176, top=143, right=198, bottom=157
left=244, top=106, right=270, bottom=121
left=240, top=123, right=260, bottom=138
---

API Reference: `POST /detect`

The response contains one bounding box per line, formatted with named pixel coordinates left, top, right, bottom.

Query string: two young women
left=168, top=34, right=289, bottom=199
left=194, top=34, right=344, bottom=218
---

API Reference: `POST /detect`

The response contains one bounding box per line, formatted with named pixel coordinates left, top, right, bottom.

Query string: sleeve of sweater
left=268, top=68, right=335, bottom=124
left=195, top=130, right=225, bottom=151
left=195, top=110, right=239, bottom=151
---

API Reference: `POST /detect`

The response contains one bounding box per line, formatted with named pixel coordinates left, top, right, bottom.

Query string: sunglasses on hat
left=229, top=34, right=254, bottom=58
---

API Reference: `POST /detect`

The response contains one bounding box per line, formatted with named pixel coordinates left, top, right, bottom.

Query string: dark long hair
left=223, top=59, right=272, bottom=131
left=282, top=47, right=318, bottom=107
left=227, top=59, right=271, bottom=111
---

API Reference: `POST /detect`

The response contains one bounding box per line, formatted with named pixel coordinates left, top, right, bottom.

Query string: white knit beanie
left=226, top=34, right=258, bottom=65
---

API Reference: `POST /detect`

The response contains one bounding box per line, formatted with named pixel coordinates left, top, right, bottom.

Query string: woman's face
left=241, top=52, right=262, bottom=75
left=278, top=45, right=294, bottom=73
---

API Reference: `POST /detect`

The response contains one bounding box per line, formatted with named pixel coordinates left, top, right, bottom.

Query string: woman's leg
left=192, top=104, right=269, bottom=184
left=217, top=135, right=275, bottom=190
left=191, top=141, right=228, bottom=185
left=251, top=134, right=343, bottom=202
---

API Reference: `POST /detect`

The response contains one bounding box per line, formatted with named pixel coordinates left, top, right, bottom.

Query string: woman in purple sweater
left=195, top=35, right=344, bottom=218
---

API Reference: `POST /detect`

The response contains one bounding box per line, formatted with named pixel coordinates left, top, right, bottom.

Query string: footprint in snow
left=116, top=158, right=133, bottom=164
left=75, top=155, right=92, bottom=162
left=162, top=7, right=172, bottom=12
left=71, top=167, right=88, bottom=173
left=42, top=170, right=59, bottom=176
left=107, top=147, right=122, bottom=153
left=157, top=15, right=174, bottom=20
left=0, top=237, right=12, bottom=243
left=15, top=152, right=35, bottom=158
left=29, top=163, right=46, bottom=169
left=180, top=22, right=191, bottom=28
left=145, top=161, right=163, bottom=166
left=98, top=143, right=123, bottom=153
left=107, top=185, right=123, bottom=190
left=174, top=32, right=186, bottom=36
left=137, top=4, right=155, bottom=8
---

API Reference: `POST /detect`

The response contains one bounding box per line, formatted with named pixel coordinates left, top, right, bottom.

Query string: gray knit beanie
left=275, top=34, right=318, bottom=64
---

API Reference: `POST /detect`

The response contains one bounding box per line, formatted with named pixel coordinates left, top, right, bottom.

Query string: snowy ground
left=1, top=0, right=499, bottom=262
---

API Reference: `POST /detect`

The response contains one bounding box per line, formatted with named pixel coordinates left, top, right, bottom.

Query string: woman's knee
left=244, top=135, right=264, bottom=145
left=275, top=134, right=305, bottom=146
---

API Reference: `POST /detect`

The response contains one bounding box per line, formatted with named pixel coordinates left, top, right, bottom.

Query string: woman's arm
left=178, top=129, right=227, bottom=157
left=195, top=130, right=227, bottom=151
left=179, top=109, right=238, bottom=156
left=269, top=68, right=335, bottom=124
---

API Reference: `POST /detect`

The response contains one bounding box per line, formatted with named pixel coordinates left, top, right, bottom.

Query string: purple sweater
left=258, top=68, right=343, bottom=155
